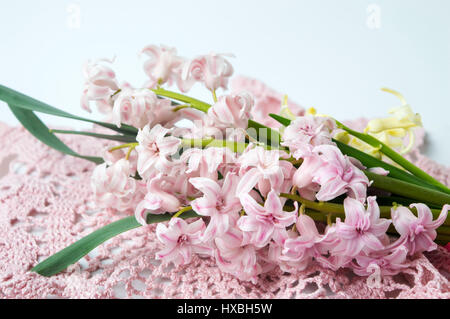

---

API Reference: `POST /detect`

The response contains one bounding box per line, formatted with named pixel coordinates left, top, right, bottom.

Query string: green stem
left=173, top=206, right=192, bottom=218
left=212, top=90, right=218, bottom=103
left=172, top=104, right=191, bottom=112
left=335, top=120, right=450, bottom=194
left=108, top=142, right=139, bottom=152
left=152, top=88, right=211, bottom=113
left=280, top=193, right=450, bottom=227
left=365, top=171, right=450, bottom=207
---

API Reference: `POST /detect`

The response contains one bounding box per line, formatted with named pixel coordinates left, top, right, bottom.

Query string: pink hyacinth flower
left=282, top=116, right=336, bottom=159
left=135, top=124, right=181, bottom=178
left=81, top=58, right=119, bottom=114
left=237, top=146, right=293, bottom=197
left=180, top=147, right=236, bottom=180
left=293, top=145, right=370, bottom=202
left=91, top=159, right=137, bottom=212
left=207, top=92, right=253, bottom=130
left=238, top=189, right=297, bottom=247
left=392, top=203, right=449, bottom=255
left=112, top=88, right=157, bottom=128
left=141, top=44, right=191, bottom=91
left=182, top=52, right=234, bottom=92
left=333, top=196, right=391, bottom=257
left=265, top=229, right=303, bottom=273
left=230, top=76, right=305, bottom=129
left=190, top=173, right=242, bottom=241
left=155, top=218, right=212, bottom=266
left=214, top=226, right=262, bottom=283
left=281, top=214, right=337, bottom=271
left=135, top=173, right=181, bottom=225
left=113, top=88, right=181, bottom=129
left=351, top=246, right=410, bottom=276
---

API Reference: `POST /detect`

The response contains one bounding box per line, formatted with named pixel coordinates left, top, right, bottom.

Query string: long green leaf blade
left=247, top=119, right=282, bottom=147
left=335, top=119, right=450, bottom=194
left=9, top=104, right=103, bottom=164
left=269, top=113, right=291, bottom=126
left=365, top=171, right=450, bottom=207
left=51, top=129, right=137, bottom=143
left=32, top=211, right=199, bottom=277
left=0, top=84, right=138, bottom=136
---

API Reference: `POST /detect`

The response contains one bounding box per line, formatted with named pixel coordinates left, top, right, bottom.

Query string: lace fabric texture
left=0, top=106, right=449, bottom=299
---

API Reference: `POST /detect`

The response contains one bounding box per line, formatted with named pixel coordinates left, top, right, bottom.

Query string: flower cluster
left=82, top=45, right=449, bottom=283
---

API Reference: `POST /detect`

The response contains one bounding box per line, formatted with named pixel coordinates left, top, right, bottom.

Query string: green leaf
left=32, top=210, right=199, bottom=277
left=365, top=171, right=450, bottom=207
left=247, top=119, right=282, bottom=147
left=269, top=113, right=291, bottom=126
left=51, top=129, right=137, bottom=143
left=335, top=119, right=450, bottom=194
left=9, top=104, right=103, bottom=164
left=0, top=84, right=138, bottom=136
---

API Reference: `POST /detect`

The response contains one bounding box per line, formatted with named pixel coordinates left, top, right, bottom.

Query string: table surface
left=0, top=0, right=449, bottom=166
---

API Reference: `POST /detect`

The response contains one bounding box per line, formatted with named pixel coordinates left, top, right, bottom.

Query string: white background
left=0, top=0, right=449, bottom=165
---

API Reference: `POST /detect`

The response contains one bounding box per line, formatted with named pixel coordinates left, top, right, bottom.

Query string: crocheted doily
left=0, top=118, right=448, bottom=299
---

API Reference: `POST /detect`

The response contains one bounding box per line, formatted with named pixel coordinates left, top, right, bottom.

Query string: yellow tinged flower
left=334, top=131, right=382, bottom=159
left=365, top=88, right=422, bottom=136
left=279, top=94, right=297, bottom=121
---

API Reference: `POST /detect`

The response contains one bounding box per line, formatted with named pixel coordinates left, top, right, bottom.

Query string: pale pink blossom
left=141, top=44, right=191, bottom=91
left=281, top=214, right=338, bottom=271
left=207, top=92, right=253, bottom=130
left=392, top=204, right=449, bottom=255
left=135, top=173, right=181, bottom=225
left=333, top=196, right=391, bottom=257
left=231, top=76, right=304, bottom=128
left=182, top=52, right=234, bottom=92
left=135, top=124, right=181, bottom=178
left=282, top=116, right=336, bottom=159
left=180, top=147, right=237, bottom=180
left=155, top=218, right=213, bottom=266
left=81, top=58, right=119, bottom=114
left=214, top=227, right=262, bottom=283
left=112, top=87, right=181, bottom=129
left=238, top=189, right=297, bottom=247
left=112, top=88, right=157, bottom=128
left=91, top=159, right=137, bottom=211
left=293, top=145, right=370, bottom=202
left=368, top=167, right=390, bottom=176
left=265, top=230, right=304, bottom=273
left=237, top=146, right=293, bottom=197
left=351, top=246, right=410, bottom=276
left=190, top=173, right=242, bottom=241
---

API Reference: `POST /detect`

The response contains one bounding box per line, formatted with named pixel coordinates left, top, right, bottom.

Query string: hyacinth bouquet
left=0, top=45, right=449, bottom=284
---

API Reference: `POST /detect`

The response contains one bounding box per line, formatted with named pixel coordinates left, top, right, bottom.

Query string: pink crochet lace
left=0, top=93, right=449, bottom=299
left=0, top=122, right=448, bottom=299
